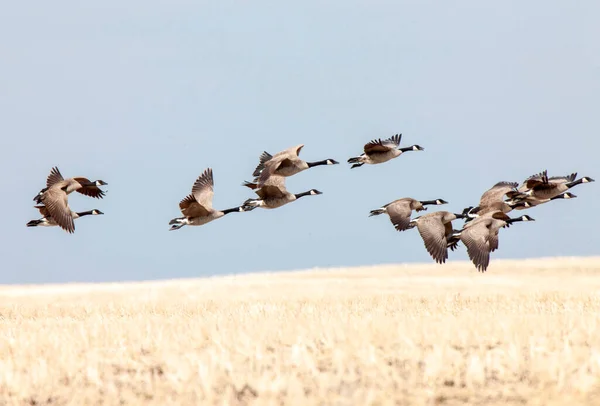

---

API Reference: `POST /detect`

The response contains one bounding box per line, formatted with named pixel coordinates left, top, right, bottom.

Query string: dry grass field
left=2, top=257, right=600, bottom=405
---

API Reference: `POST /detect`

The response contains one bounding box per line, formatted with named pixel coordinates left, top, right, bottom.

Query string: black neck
left=77, top=210, right=95, bottom=217
left=307, top=160, right=329, bottom=168
left=506, top=217, right=524, bottom=224
left=566, top=178, right=584, bottom=187
left=399, top=146, right=416, bottom=152
left=420, top=200, right=439, bottom=206
left=295, top=191, right=312, bottom=199
left=222, top=207, right=241, bottom=215
left=453, top=213, right=468, bottom=219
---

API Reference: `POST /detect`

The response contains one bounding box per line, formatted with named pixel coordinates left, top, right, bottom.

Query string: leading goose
left=241, top=174, right=322, bottom=211
left=450, top=211, right=535, bottom=272
left=516, top=171, right=578, bottom=193
left=506, top=170, right=594, bottom=202
left=252, top=144, right=338, bottom=188
left=407, top=210, right=467, bottom=264
left=369, top=197, right=448, bottom=232
left=33, top=166, right=107, bottom=204
left=27, top=205, right=103, bottom=228
left=347, top=133, right=424, bottom=169
left=169, top=168, right=245, bottom=231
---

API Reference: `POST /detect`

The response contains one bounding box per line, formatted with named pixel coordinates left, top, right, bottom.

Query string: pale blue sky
left=1, top=1, right=598, bottom=284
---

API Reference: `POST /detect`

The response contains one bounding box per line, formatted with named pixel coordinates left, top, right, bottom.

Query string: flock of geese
left=27, top=133, right=594, bottom=272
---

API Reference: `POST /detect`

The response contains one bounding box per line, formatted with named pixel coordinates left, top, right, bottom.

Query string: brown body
left=347, top=134, right=424, bottom=168
left=242, top=175, right=322, bottom=210
left=369, top=197, right=448, bottom=232
left=169, top=168, right=243, bottom=231
left=253, top=144, right=338, bottom=188
left=33, top=167, right=107, bottom=233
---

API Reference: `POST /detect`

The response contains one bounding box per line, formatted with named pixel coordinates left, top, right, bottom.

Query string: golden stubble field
left=1, top=257, right=600, bottom=406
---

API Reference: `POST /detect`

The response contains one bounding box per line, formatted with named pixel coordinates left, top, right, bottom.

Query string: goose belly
left=276, top=165, right=305, bottom=177
left=532, top=186, right=567, bottom=200
left=263, top=196, right=294, bottom=209
left=188, top=213, right=222, bottom=226
left=367, top=150, right=400, bottom=164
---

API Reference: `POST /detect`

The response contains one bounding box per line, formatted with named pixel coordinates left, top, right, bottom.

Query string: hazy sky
left=1, top=1, right=598, bottom=284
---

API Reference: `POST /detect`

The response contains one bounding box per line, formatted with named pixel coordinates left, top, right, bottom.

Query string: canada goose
left=407, top=211, right=468, bottom=264
left=369, top=198, right=448, bottom=232
left=252, top=144, right=338, bottom=187
left=169, top=168, right=245, bottom=231
left=347, top=133, right=424, bottom=169
left=27, top=205, right=103, bottom=228
left=506, top=170, right=594, bottom=202
left=472, top=181, right=519, bottom=216
left=516, top=171, right=578, bottom=193
left=33, top=167, right=107, bottom=233
left=241, top=174, right=322, bottom=211
left=511, top=191, right=577, bottom=210
left=33, top=166, right=107, bottom=204
left=451, top=212, right=535, bottom=272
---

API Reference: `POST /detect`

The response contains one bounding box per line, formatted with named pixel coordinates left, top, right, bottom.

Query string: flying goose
left=407, top=210, right=467, bottom=264
left=449, top=211, right=535, bottom=272
left=252, top=144, right=338, bottom=188
left=516, top=171, right=578, bottom=193
left=347, top=133, right=424, bottom=169
left=369, top=197, right=448, bottom=232
left=169, top=168, right=245, bottom=231
left=33, top=167, right=107, bottom=233
left=241, top=174, right=322, bottom=211
left=472, top=181, right=519, bottom=216
left=506, top=170, right=594, bottom=202
left=27, top=205, right=103, bottom=228
left=510, top=191, right=577, bottom=210
left=33, top=166, right=107, bottom=204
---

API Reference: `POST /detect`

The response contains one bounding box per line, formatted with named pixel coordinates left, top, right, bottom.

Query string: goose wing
left=191, top=168, right=215, bottom=210
left=479, top=181, right=518, bottom=207
left=415, top=215, right=449, bottom=264
left=252, top=151, right=273, bottom=177
left=363, top=134, right=401, bottom=153
left=257, top=156, right=296, bottom=187
left=41, top=188, right=75, bottom=233
left=46, top=166, right=64, bottom=188
left=255, top=175, right=288, bottom=199
left=460, top=222, right=491, bottom=272
left=72, top=177, right=106, bottom=199
left=179, top=194, right=210, bottom=217
left=385, top=200, right=413, bottom=232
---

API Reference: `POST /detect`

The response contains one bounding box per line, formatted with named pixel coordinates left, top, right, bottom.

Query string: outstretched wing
left=41, top=188, right=75, bottom=233
left=416, top=216, right=448, bottom=264
left=460, top=223, right=491, bottom=272
left=252, top=151, right=273, bottom=177
left=363, top=134, right=401, bottom=154
left=46, top=166, right=64, bottom=188
left=257, top=156, right=295, bottom=187
left=385, top=200, right=413, bottom=232
left=479, top=181, right=518, bottom=207
left=179, top=194, right=210, bottom=217
left=72, top=177, right=106, bottom=199
left=191, top=168, right=215, bottom=210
